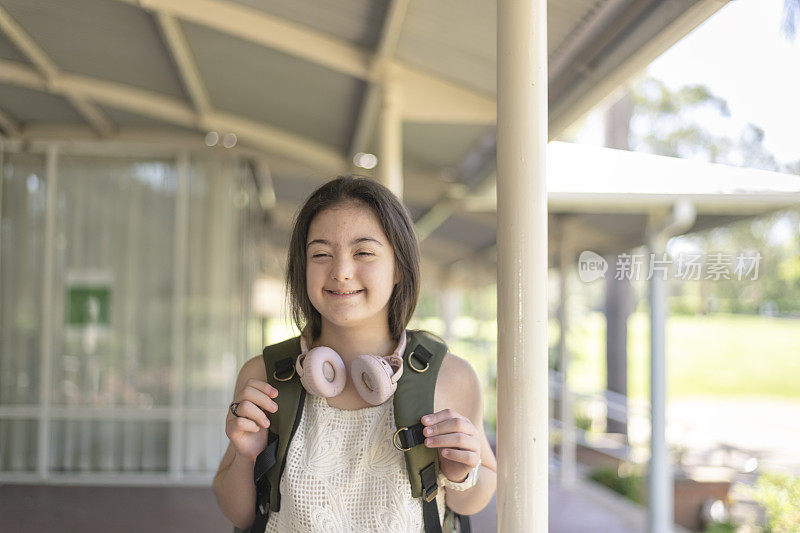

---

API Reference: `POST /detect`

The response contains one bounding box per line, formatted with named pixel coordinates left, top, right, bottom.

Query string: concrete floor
left=0, top=478, right=646, bottom=533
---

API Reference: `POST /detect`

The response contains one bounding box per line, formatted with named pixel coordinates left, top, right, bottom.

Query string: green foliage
left=783, top=0, right=800, bottom=41
left=574, top=409, right=592, bottom=432
left=588, top=465, right=644, bottom=504
left=628, top=75, right=800, bottom=317
left=743, top=472, right=800, bottom=533
left=703, top=520, right=739, bottom=533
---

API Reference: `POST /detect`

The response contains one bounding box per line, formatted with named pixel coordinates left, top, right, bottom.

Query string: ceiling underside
left=0, top=0, right=744, bottom=285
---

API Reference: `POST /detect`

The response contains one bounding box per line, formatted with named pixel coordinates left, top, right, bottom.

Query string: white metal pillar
left=646, top=201, right=695, bottom=533
left=37, top=143, right=58, bottom=479
left=558, top=232, right=576, bottom=488
left=497, top=0, right=549, bottom=530
left=378, top=81, right=403, bottom=199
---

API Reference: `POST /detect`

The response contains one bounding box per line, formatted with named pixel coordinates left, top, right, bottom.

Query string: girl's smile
left=325, top=289, right=364, bottom=297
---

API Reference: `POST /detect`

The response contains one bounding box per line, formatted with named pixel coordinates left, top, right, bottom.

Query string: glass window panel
left=0, top=418, right=38, bottom=471
left=52, top=156, right=177, bottom=408
left=49, top=419, right=169, bottom=473
left=183, top=419, right=228, bottom=474
left=184, top=158, right=255, bottom=408
left=0, top=154, right=47, bottom=405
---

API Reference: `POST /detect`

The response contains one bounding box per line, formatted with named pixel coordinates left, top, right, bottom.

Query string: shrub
left=744, top=472, right=800, bottom=533
left=703, top=520, right=738, bottom=533
left=588, top=464, right=644, bottom=504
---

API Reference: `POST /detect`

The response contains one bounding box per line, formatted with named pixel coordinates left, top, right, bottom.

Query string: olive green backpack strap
left=394, top=330, right=473, bottom=533
left=392, top=330, right=458, bottom=533
left=233, top=335, right=305, bottom=533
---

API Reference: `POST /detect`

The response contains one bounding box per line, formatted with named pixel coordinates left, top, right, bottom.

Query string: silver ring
left=229, top=401, right=241, bottom=417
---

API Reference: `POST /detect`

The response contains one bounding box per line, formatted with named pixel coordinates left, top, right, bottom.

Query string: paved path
left=0, top=479, right=644, bottom=533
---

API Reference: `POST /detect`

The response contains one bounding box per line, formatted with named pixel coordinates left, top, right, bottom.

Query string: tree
left=783, top=0, right=800, bottom=41
left=629, top=76, right=800, bottom=314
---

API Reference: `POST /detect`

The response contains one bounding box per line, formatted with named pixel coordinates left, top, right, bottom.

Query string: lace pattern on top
left=263, top=393, right=446, bottom=533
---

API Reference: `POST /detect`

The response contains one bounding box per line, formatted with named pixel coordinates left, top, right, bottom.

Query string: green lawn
left=559, top=311, right=800, bottom=400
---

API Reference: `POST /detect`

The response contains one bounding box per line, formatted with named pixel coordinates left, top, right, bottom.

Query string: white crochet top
left=263, top=392, right=446, bottom=533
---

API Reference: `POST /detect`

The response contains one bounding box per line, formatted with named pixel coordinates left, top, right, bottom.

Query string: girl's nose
left=330, top=257, right=353, bottom=281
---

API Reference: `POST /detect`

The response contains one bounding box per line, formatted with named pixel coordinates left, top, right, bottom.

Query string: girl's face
left=306, top=202, right=400, bottom=334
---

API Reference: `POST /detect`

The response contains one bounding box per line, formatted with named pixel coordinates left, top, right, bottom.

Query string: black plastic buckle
left=420, top=462, right=439, bottom=503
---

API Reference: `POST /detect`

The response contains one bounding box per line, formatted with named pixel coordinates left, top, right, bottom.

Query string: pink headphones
left=294, top=330, right=406, bottom=405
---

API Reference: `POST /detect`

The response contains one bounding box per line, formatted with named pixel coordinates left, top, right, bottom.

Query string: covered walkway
left=0, top=477, right=653, bottom=533
left=1, top=1, right=757, bottom=532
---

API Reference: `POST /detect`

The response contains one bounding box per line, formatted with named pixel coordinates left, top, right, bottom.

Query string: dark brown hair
left=285, top=175, right=421, bottom=341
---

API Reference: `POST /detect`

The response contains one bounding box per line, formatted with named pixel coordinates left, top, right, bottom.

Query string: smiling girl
left=213, top=176, right=497, bottom=532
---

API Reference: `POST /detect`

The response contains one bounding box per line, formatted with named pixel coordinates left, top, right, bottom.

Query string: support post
left=558, top=234, right=576, bottom=488
left=441, top=284, right=460, bottom=346
left=605, top=263, right=631, bottom=437
left=497, top=0, right=549, bottom=530
left=647, top=229, right=671, bottom=533
left=646, top=201, right=695, bottom=533
left=605, top=90, right=632, bottom=438
left=37, top=143, right=58, bottom=479
left=169, top=151, right=190, bottom=479
left=0, top=138, right=4, bottom=260
left=378, top=81, right=403, bottom=199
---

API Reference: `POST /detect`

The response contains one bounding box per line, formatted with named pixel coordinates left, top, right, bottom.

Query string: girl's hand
left=421, top=409, right=482, bottom=484
left=225, top=379, right=279, bottom=461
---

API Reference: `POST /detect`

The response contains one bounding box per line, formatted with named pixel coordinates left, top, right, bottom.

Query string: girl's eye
left=311, top=252, right=372, bottom=258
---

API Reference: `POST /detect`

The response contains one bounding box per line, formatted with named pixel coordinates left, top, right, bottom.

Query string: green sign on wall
left=66, top=286, right=111, bottom=326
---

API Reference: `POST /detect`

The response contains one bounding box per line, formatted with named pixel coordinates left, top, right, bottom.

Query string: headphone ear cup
left=351, top=355, right=397, bottom=405
left=299, top=346, right=346, bottom=398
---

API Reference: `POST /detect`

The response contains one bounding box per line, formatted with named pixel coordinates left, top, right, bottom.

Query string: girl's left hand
left=421, top=409, right=481, bottom=484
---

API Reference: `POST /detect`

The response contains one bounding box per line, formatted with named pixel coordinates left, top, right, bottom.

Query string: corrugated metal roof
left=0, top=85, right=84, bottom=123
left=1, top=0, right=187, bottom=98
left=0, top=28, right=26, bottom=63
left=0, top=0, right=741, bottom=272
left=395, top=0, right=496, bottom=96
left=402, top=123, right=489, bottom=171
left=395, top=0, right=608, bottom=97
left=98, top=105, right=198, bottom=134
left=549, top=0, right=609, bottom=58
left=183, top=20, right=364, bottom=151
left=228, top=0, right=389, bottom=49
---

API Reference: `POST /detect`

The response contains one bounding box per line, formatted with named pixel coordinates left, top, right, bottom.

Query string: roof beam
left=395, top=63, right=496, bottom=124
left=0, top=107, right=20, bottom=137
left=0, top=5, right=115, bottom=137
left=0, top=12, right=114, bottom=138
left=111, top=0, right=494, bottom=125
left=132, top=0, right=370, bottom=79
left=0, top=59, right=346, bottom=170
left=349, top=0, right=410, bottom=158
left=156, top=11, right=212, bottom=116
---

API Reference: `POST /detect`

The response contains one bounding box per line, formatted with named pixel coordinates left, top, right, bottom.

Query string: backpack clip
left=393, top=422, right=426, bottom=451
left=407, top=345, right=433, bottom=373
left=273, top=357, right=296, bottom=381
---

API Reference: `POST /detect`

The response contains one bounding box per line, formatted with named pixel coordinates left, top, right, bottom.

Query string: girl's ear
left=394, top=268, right=401, bottom=286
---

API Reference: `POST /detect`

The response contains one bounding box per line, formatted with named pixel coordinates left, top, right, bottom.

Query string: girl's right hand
left=226, top=378, right=279, bottom=461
